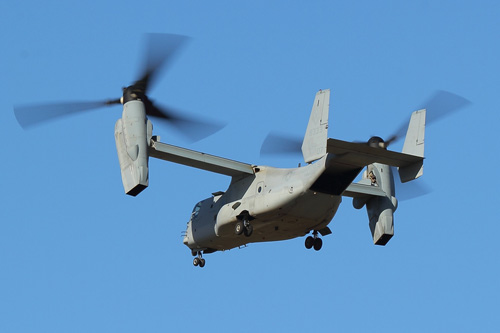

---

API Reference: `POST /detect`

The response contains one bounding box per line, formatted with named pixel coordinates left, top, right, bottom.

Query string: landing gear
left=243, top=223, right=253, bottom=237
left=235, top=221, right=245, bottom=235
left=305, top=231, right=322, bottom=251
left=193, top=252, right=206, bottom=268
left=313, top=237, right=322, bottom=251
left=235, top=217, right=253, bottom=237
left=305, top=236, right=315, bottom=249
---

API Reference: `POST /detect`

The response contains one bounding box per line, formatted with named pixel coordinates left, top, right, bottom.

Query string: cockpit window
left=192, top=202, right=202, bottom=219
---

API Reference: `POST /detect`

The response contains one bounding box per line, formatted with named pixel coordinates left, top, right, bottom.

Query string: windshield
left=191, top=202, right=202, bottom=219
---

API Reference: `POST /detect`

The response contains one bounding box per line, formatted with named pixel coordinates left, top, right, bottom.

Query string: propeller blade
left=133, top=33, right=189, bottom=94
left=146, top=102, right=225, bottom=142
left=385, top=90, right=471, bottom=147
left=392, top=167, right=432, bottom=201
left=260, top=132, right=303, bottom=156
left=420, top=90, right=472, bottom=123
left=14, top=99, right=120, bottom=128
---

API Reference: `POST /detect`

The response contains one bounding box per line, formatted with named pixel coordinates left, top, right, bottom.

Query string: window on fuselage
left=192, top=202, right=202, bottom=219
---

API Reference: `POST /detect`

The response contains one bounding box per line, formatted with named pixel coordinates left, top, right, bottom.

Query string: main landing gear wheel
left=235, top=221, right=245, bottom=235
left=313, top=238, right=322, bottom=251
left=305, top=236, right=314, bottom=249
left=193, top=252, right=206, bottom=268
left=305, top=231, right=323, bottom=251
left=235, top=218, right=253, bottom=237
left=243, top=223, right=253, bottom=237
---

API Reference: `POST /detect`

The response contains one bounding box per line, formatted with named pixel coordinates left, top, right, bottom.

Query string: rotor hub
left=368, top=136, right=387, bottom=149
left=122, top=85, right=145, bottom=104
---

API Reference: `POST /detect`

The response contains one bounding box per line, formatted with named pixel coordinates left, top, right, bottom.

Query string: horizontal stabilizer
left=327, top=138, right=423, bottom=168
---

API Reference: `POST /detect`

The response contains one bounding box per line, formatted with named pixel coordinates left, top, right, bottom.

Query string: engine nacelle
left=114, top=100, right=152, bottom=196
left=356, top=163, right=398, bottom=245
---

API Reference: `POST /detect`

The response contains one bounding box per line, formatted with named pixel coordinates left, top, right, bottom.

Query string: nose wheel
left=193, top=252, right=206, bottom=268
left=305, top=231, right=323, bottom=251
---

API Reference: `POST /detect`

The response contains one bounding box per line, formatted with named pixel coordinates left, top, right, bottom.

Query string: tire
left=199, top=259, right=206, bottom=268
left=313, top=238, right=323, bottom=251
left=193, top=257, right=200, bottom=266
left=244, top=224, right=253, bottom=237
left=235, top=221, right=244, bottom=235
left=305, top=236, right=314, bottom=249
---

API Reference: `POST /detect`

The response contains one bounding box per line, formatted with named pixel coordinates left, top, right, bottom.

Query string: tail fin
left=399, top=109, right=426, bottom=183
left=302, top=89, right=330, bottom=163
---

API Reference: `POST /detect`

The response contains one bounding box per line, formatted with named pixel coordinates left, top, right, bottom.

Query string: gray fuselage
left=183, top=157, right=343, bottom=252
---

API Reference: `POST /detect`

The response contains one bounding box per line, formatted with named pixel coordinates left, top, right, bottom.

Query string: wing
left=149, top=139, right=255, bottom=178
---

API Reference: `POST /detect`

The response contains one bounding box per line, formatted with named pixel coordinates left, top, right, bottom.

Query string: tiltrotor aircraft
left=14, top=34, right=470, bottom=267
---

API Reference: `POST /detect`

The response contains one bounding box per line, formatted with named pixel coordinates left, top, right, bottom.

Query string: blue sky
left=1, top=1, right=499, bottom=332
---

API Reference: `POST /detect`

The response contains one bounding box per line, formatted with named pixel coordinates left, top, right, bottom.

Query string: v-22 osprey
left=115, top=87, right=426, bottom=267
left=15, top=34, right=454, bottom=268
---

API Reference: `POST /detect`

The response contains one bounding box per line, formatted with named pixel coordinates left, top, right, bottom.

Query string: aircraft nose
left=183, top=221, right=193, bottom=246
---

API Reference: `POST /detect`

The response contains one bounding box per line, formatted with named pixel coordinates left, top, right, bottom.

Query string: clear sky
left=1, top=1, right=499, bottom=332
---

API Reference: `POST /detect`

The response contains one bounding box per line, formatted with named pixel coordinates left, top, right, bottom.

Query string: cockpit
left=191, top=201, right=202, bottom=220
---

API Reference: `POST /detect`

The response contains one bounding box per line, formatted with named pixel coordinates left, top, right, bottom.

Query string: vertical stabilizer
left=302, top=89, right=330, bottom=163
left=399, top=109, right=426, bottom=183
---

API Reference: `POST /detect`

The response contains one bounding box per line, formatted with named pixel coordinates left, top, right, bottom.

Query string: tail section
left=302, top=89, right=329, bottom=163
left=399, top=109, right=426, bottom=182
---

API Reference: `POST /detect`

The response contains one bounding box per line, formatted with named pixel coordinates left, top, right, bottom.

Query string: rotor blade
left=260, top=132, right=303, bottom=156
left=133, top=33, right=189, bottom=94
left=392, top=167, right=432, bottom=201
left=420, top=90, right=472, bottom=123
left=146, top=102, right=225, bottom=142
left=14, top=99, right=120, bottom=128
left=386, top=90, right=471, bottom=147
